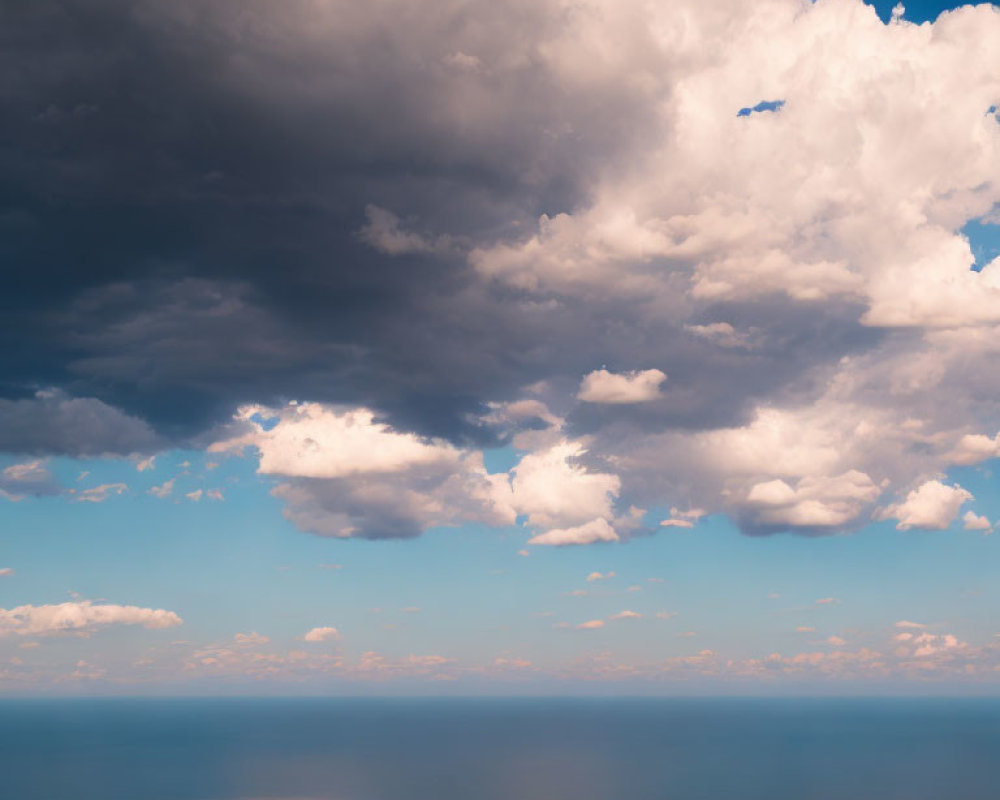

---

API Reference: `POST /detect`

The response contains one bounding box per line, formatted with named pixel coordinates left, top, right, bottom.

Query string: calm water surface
left=0, top=697, right=996, bottom=800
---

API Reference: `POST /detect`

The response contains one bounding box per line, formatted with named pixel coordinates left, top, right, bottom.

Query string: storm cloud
left=2, top=0, right=1000, bottom=538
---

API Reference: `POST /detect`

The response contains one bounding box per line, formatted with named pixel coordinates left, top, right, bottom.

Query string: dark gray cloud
left=0, top=390, right=158, bottom=457
left=0, top=0, right=818, bottom=453
left=0, top=0, right=636, bottom=449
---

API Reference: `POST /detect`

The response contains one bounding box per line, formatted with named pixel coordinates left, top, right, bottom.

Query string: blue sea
left=0, top=697, right=997, bottom=799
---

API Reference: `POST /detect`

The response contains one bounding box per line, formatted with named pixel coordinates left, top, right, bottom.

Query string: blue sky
left=1, top=0, right=1000, bottom=694
left=2, top=444, right=999, bottom=694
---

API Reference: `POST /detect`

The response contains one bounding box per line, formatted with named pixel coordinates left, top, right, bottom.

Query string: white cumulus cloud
left=0, top=601, right=182, bottom=638
left=577, top=369, right=667, bottom=404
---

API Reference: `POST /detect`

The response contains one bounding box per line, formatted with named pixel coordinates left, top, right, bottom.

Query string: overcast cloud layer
left=3, top=0, right=1000, bottom=541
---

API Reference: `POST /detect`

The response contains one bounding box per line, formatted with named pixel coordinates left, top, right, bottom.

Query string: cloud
left=586, top=571, right=615, bottom=582
left=136, top=456, right=156, bottom=472
left=528, top=518, right=619, bottom=546
left=947, top=432, right=1000, bottom=466
left=876, top=480, right=973, bottom=531
left=660, top=507, right=707, bottom=529
left=895, top=620, right=927, bottom=629
left=149, top=478, right=175, bottom=498
left=962, top=510, right=992, bottom=533
left=0, top=391, right=159, bottom=457
left=303, top=626, right=340, bottom=643
left=576, top=620, right=605, bottom=630
left=359, top=205, right=454, bottom=256
left=0, top=601, right=182, bottom=637
left=0, top=568, right=14, bottom=577
left=610, top=610, right=642, bottom=620
left=213, top=402, right=515, bottom=539
left=1, top=0, right=999, bottom=546
left=234, top=631, right=270, bottom=646
left=212, top=403, right=462, bottom=479
left=684, top=322, right=755, bottom=349
left=577, top=369, right=667, bottom=404
left=815, top=598, right=839, bottom=606
left=512, top=440, right=623, bottom=544
left=0, top=460, right=61, bottom=501
left=742, top=471, right=883, bottom=530
left=76, top=483, right=128, bottom=503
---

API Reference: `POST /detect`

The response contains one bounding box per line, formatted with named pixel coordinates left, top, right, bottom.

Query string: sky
left=1, top=0, right=999, bottom=695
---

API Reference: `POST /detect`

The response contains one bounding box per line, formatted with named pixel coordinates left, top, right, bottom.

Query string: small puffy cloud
left=684, top=322, right=755, bottom=349
left=577, top=369, right=666, bottom=404
left=827, top=635, right=847, bottom=647
left=796, top=626, right=815, bottom=633
left=0, top=568, right=13, bottom=577
left=212, top=403, right=461, bottom=480
left=516, top=549, right=530, bottom=557
left=0, top=601, right=182, bottom=637
left=610, top=610, right=642, bottom=620
left=148, top=478, right=175, bottom=498
left=303, top=626, right=340, bottom=642
left=586, top=571, right=615, bottom=582
left=76, top=483, right=127, bottom=503
left=899, top=632, right=966, bottom=658
left=213, top=402, right=514, bottom=540
left=962, top=510, right=992, bottom=533
left=877, top=480, right=972, bottom=531
left=660, top=507, right=707, bottom=529
left=512, top=440, right=620, bottom=531
left=205, top=489, right=224, bottom=501
left=185, top=489, right=203, bottom=502
left=895, top=620, right=927, bottom=629
left=358, top=205, right=453, bottom=256
left=744, top=471, right=881, bottom=530
left=136, top=456, right=156, bottom=472
left=947, top=432, right=1000, bottom=466
left=528, top=517, right=619, bottom=546
left=234, top=631, right=269, bottom=646
left=0, top=460, right=61, bottom=501
left=576, top=619, right=605, bottom=630
left=815, top=597, right=839, bottom=606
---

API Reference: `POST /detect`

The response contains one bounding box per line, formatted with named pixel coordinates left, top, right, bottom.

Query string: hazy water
left=0, top=697, right=997, bottom=800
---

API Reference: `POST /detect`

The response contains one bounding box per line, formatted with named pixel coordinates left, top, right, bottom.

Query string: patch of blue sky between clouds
left=963, top=217, right=1000, bottom=272
left=736, top=100, right=785, bottom=118
left=863, top=1, right=982, bottom=24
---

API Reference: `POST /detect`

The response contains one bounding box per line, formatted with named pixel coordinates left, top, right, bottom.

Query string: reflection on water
left=0, top=697, right=998, bottom=800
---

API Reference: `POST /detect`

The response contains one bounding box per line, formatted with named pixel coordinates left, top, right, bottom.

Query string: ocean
left=0, top=697, right=996, bottom=799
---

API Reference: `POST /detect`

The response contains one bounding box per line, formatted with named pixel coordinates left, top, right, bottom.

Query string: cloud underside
left=2, top=0, right=1000, bottom=540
